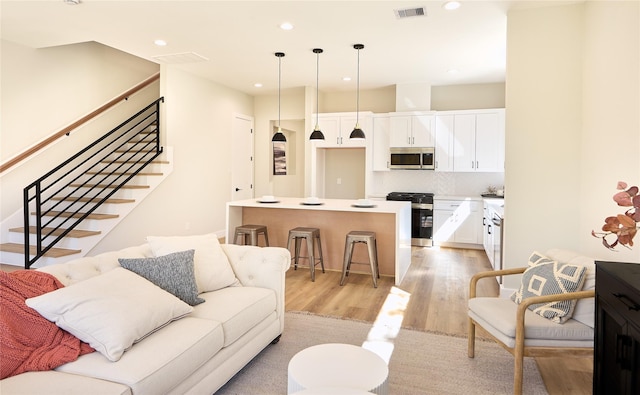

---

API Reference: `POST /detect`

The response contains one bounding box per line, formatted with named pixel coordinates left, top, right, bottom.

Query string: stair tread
left=33, top=211, right=119, bottom=220
left=0, top=243, right=81, bottom=258
left=10, top=227, right=101, bottom=238
left=69, top=183, right=149, bottom=189
left=51, top=196, right=136, bottom=204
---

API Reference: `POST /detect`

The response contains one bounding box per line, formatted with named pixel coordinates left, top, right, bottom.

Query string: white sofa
left=1, top=237, right=291, bottom=395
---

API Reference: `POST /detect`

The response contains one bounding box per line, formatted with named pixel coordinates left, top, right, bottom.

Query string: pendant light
left=309, top=48, right=325, bottom=140
left=272, top=52, right=287, bottom=142
left=349, top=44, right=365, bottom=140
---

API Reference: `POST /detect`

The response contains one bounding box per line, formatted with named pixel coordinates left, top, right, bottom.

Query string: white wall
left=504, top=2, right=639, bottom=288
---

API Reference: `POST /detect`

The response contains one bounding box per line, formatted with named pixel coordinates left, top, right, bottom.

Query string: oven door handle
left=411, top=203, right=433, bottom=210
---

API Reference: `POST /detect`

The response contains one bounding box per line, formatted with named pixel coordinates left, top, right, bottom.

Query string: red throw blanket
left=1, top=270, right=94, bottom=379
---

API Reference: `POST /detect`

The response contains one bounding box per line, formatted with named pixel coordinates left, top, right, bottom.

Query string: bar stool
left=234, top=224, right=270, bottom=247
left=340, top=231, right=380, bottom=288
left=287, top=227, right=325, bottom=282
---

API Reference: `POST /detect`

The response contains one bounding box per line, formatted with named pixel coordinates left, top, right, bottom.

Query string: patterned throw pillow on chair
left=511, top=252, right=587, bottom=324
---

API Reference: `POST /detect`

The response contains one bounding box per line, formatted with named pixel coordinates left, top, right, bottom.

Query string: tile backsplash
left=369, top=171, right=504, bottom=197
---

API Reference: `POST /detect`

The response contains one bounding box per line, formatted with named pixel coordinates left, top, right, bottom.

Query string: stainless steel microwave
left=389, top=147, right=435, bottom=170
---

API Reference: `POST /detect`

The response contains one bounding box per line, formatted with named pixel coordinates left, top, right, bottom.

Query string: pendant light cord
left=278, top=55, right=281, bottom=130
left=316, top=52, right=320, bottom=128
left=356, top=46, right=360, bottom=126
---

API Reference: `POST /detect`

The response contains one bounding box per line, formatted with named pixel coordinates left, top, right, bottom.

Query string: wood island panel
left=242, top=207, right=396, bottom=276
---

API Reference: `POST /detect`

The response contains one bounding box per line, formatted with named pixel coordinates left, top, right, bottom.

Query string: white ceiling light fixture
left=154, top=39, right=167, bottom=46
left=443, top=1, right=461, bottom=11
left=349, top=44, right=365, bottom=140
left=63, top=0, right=80, bottom=5
left=309, top=48, right=325, bottom=141
left=272, top=52, right=287, bottom=143
left=280, top=22, right=293, bottom=31
left=254, top=83, right=263, bottom=88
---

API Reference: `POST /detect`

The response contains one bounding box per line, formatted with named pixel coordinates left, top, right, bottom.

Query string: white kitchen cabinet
left=452, top=110, right=505, bottom=172
left=483, top=201, right=495, bottom=267
left=389, top=113, right=435, bottom=148
left=433, top=199, right=482, bottom=245
left=434, top=115, right=454, bottom=172
left=312, top=112, right=371, bottom=148
left=372, top=115, right=390, bottom=171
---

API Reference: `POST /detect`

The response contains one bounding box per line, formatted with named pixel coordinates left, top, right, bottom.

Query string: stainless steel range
left=386, top=192, right=434, bottom=247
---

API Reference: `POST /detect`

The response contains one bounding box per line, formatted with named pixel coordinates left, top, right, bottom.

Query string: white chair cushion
left=469, top=297, right=594, bottom=348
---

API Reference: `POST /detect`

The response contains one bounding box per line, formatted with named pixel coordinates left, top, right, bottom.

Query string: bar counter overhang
left=226, top=198, right=412, bottom=285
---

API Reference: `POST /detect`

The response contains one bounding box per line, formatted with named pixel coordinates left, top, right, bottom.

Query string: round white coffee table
left=287, top=343, right=388, bottom=395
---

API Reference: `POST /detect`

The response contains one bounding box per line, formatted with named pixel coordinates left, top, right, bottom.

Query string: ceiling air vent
left=394, top=7, right=426, bottom=19
left=152, top=52, right=209, bottom=64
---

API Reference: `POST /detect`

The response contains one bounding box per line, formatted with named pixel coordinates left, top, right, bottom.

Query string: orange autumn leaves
left=592, top=181, right=639, bottom=251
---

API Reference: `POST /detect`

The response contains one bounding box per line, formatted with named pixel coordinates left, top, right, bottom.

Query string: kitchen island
left=226, top=198, right=412, bottom=284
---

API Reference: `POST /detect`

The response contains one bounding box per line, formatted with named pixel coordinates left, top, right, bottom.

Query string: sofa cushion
left=510, top=252, right=587, bottom=324
left=469, top=297, right=594, bottom=348
left=545, top=249, right=596, bottom=328
left=55, top=317, right=224, bottom=395
left=191, top=286, right=276, bottom=347
left=147, top=233, right=239, bottom=293
left=0, top=371, right=132, bottom=395
left=119, top=249, right=204, bottom=306
left=26, top=267, right=193, bottom=362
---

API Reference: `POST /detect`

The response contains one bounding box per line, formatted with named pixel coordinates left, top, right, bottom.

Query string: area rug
left=216, top=312, right=548, bottom=394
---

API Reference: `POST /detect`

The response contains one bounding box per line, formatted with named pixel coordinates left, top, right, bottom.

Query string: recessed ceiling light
left=443, top=1, right=461, bottom=11
left=154, top=39, right=167, bottom=46
left=254, top=83, right=263, bottom=88
left=280, top=22, right=294, bottom=31
left=63, top=0, right=80, bottom=5
left=342, top=77, right=352, bottom=82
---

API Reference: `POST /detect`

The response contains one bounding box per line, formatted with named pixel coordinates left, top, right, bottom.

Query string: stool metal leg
left=367, top=240, right=378, bottom=288
left=307, top=236, right=316, bottom=282
left=263, top=230, right=270, bottom=247
left=316, top=234, right=325, bottom=273
left=249, top=230, right=258, bottom=246
left=340, top=239, right=353, bottom=286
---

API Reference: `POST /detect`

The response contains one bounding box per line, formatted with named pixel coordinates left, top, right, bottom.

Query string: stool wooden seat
left=234, top=224, right=270, bottom=246
left=341, top=231, right=379, bottom=288
left=287, top=227, right=325, bottom=282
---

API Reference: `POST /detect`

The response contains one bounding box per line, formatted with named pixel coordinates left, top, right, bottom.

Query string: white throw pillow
left=26, top=267, right=193, bottom=362
left=146, top=233, right=239, bottom=293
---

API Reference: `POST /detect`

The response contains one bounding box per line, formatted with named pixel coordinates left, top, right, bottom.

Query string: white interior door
left=232, top=114, right=254, bottom=200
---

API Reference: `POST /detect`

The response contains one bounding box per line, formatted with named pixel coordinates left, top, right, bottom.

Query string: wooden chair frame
left=467, top=268, right=595, bottom=395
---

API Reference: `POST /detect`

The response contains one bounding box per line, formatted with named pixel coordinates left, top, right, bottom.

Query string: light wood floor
left=285, top=246, right=593, bottom=395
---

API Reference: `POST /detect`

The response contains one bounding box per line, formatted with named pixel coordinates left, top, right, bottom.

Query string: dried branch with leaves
left=592, top=181, right=640, bottom=250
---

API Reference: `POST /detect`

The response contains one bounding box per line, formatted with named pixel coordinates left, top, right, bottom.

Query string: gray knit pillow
left=119, top=249, right=204, bottom=306
left=510, top=259, right=586, bottom=323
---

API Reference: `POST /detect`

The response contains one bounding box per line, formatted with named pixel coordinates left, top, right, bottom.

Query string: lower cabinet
left=594, top=261, right=640, bottom=395
left=433, top=199, right=481, bottom=245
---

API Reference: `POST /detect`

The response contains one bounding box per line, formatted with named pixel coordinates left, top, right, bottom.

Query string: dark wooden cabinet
left=594, top=261, right=640, bottom=395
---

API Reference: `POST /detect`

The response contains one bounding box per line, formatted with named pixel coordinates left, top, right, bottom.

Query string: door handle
left=235, top=188, right=242, bottom=191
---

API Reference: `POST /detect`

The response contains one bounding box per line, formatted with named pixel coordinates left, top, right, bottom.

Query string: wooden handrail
left=0, top=71, right=160, bottom=174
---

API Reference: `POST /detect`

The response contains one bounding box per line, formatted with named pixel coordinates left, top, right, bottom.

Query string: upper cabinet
left=389, top=113, right=435, bottom=148
left=312, top=112, right=371, bottom=148
left=451, top=109, right=505, bottom=172
left=372, top=115, right=390, bottom=171
left=434, top=115, right=454, bottom=172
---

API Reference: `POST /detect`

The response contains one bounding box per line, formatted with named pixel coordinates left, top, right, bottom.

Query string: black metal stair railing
left=22, top=97, right=164, bottom=269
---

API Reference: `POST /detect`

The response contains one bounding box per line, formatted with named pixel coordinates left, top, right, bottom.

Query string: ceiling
left=1, top=1, right=562, bottom=96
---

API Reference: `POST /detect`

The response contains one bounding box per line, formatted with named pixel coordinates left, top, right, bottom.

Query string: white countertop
left=228, top=197, right=410, bottom=214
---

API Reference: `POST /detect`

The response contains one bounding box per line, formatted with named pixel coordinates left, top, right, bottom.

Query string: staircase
left=0, top=98, right=172, bottom=269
